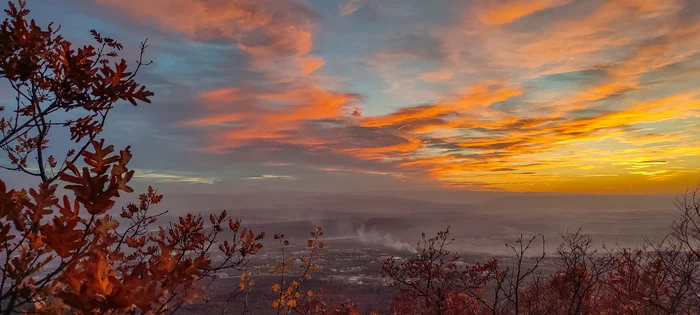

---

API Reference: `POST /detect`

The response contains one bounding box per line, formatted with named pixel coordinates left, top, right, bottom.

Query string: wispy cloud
left=242, top=174, right=296, bottom=180
left=133, top=170, right=219, bottom=184
left=338, top=0, right=362, bottom=16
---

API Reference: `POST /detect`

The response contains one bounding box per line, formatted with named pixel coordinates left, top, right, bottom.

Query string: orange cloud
left=99, top=0, right=325, bottom=77
left=182, top=86, right=360, bottom=151
left=360, top=83, right=522, bottom=129
left=201, top=88, right=242, bottom=103
left=301, top=56, right=326, bottom=76
left=336, top=138, right=425, bottom=161
left=179, top=114, right=245, bottom=127
left=476, top=0, right=572, bottom=25
left=433, top=0, right=689, bottom=81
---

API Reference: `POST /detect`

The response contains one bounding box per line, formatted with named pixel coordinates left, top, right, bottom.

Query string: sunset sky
left=23, top=0, right=700, bottom=194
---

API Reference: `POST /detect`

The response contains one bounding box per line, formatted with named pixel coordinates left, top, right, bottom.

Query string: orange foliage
left=0, top=2, right=263, bottom=313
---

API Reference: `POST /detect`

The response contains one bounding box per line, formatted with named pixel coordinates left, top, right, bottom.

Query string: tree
left=520, top=230, right=614, bottom=315
left=382, top=227, right=501, bottom=315
left=0, top=0, right=151, bottom=182
left=0, top=1, right=264, bottom=313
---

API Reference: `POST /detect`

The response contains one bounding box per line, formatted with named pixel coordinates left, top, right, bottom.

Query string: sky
left=11, top=0, right=700, bottom=194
